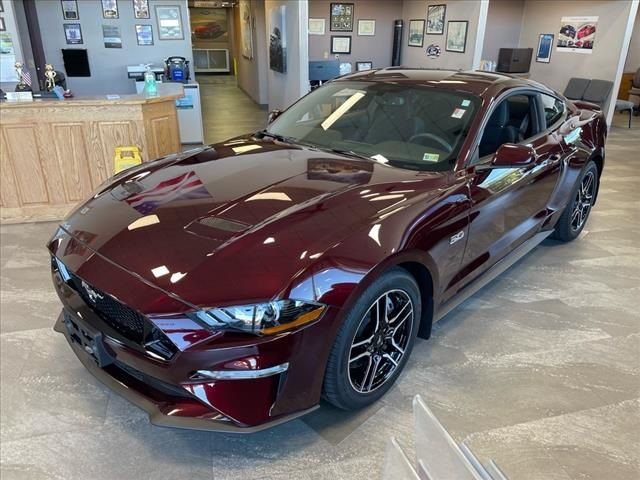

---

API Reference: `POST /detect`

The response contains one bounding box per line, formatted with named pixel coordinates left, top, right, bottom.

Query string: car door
left=455, top=90, right=564, bottom=289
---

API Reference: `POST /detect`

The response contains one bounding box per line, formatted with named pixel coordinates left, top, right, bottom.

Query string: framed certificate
left=331, top=35, right=351, bottom=54
left=61, top=0, right=79, bottom=20
left=156, top=5, right=184, bottom=40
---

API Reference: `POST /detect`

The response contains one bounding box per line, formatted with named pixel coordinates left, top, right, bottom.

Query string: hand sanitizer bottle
left=143, top=64, right=157, bottom=96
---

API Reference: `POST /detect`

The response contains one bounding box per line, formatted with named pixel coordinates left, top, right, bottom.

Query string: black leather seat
left=479, top=101, right=519, bottom=157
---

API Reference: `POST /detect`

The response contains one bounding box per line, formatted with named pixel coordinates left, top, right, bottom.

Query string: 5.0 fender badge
left=450, top=231, right=465, bottom=245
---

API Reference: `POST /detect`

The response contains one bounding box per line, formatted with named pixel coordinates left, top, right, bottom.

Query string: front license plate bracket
left=63, top=310, right=115, bottom=368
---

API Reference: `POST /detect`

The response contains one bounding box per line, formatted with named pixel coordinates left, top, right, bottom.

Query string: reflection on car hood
left=58, top=138, right=447, bottom=307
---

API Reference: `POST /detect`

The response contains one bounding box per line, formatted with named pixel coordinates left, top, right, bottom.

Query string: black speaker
left=392, top=20, right=403, bottom=66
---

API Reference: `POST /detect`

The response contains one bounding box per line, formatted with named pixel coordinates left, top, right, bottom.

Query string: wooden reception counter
left=0, top=83, right=184, bottom=224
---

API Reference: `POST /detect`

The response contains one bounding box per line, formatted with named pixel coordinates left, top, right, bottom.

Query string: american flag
left=20, top=70, right=32, bottom=86
left=125, top=171, right=210, bottom=214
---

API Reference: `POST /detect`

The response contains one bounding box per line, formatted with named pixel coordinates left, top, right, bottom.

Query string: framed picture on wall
left=308, top=18, right=325, bottom=35
left=0, top=18, right=5, bottom=32
left=357, top=19, right=375, bottom=36
left=61, top=0, right=79, bottom=20
left=0, top=0, right=4, bottom=13
left=331, top=35, right=351, bottom=54
left=536, top=33, right=554, bottom=63
left=135, top=24, right=153, bottom=45
left=101, top=0, right=118, bottom=19
left=63, top=23, right=83, bottom=44
left=356, top=61, right=373, bottom=71
left=156, top=5, right=184, bottom=40
left=445, top=20, right=468, bottom=53
left=330, top=3, right=354, bottom=32
left=408, top=19, right=425, bottom=47
left=426, top=4, right=446, bottom=35
left=133, top=0, right=150, bottom=20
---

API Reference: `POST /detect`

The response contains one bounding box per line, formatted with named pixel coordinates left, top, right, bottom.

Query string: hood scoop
left=185, top=215, right=252, bottom=241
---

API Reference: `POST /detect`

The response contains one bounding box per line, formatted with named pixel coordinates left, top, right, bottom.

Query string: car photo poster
left=557, top=16, right=598, bottom=54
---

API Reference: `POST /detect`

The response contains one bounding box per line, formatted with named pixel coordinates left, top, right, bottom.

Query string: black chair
left=563, top=78, right=590, bottom=101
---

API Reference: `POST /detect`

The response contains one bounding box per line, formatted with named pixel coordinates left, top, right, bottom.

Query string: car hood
left=55, top=138, right=448, bottom=309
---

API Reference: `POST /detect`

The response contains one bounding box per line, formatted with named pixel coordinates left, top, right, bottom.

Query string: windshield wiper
left=255, top=130, right=294, bottom=143
left=324, top=147, right=373, bottom=161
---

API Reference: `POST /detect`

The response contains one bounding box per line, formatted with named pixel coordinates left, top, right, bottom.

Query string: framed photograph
left=330, top=3, right=353, bottom=32
left=156, top=5, right=184, bottom=40
left=61, top=0, right=79, bottom=20
left=426, top=4, right=446, bottom=35
left=101, top=0, right=118, bottom=19
left=557, top=16, right=597, bottom=54
left=0, top=18, right=5, bottom=32
left=356, top=61, right=373, bottom=71
left=308, top=18, right=325, bottom=36
left=446, top=20, right=467, bottom=53
left=269, top=5, right=287, bottom=73
left=357, top=19, right=375, bottom=36
left=339, top=62, right=352, bottom=75
left=331, top=35, right=351, bottom=54
left=135, top=24, right=153, bottom=45
left=240, top=0, right=253, bottom=58
left=133, top=0, right=150, bottom=20
left=63, top=23, right=83, bottom=44
left=102, top=24, right=122, bottom=48
left=0, top=0, right=4, bottom=12
left=536, top=33, right=554, bottom=63
left=408, top=19, right=425, bottom=47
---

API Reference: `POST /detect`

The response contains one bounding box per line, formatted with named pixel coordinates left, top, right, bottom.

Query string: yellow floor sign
left=114, top=146, right=142, bottom=174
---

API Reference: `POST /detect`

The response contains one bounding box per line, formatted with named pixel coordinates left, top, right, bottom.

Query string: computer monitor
left=309, top=61, right=340, bottom=82
left=496, top=48, right=533, bottom=74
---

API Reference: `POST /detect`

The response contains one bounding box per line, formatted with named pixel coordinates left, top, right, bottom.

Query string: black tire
left=552, top=160, right=599, bottom=242
left=322, top=268, right=421, bottom=410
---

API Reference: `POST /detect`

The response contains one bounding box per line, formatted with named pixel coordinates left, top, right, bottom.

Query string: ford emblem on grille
left=81, top=280, right=104, bottom=303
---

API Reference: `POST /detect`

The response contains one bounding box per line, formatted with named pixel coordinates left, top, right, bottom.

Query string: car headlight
left=188, top=299, right=326, bottom=335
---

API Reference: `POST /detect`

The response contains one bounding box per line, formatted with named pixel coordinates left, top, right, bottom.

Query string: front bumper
left=55, top=311, right=319, bottom=433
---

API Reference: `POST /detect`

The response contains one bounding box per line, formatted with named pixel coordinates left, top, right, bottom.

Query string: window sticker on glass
left=461, top=99, right=471, bottom=107
left=332, top=88, right=366, bottom=97
left=451, top=108, right=466, bottom=119
left=422, top=153, right=440, bottom=162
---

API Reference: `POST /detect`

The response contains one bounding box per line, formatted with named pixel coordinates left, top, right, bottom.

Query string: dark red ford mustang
left=48, top=69, right=606, bottom=432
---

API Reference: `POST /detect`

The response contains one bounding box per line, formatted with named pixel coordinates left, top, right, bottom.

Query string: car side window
left=540, top=94, right=565, bottom=129
left=478, top=94, right=538, bottom=158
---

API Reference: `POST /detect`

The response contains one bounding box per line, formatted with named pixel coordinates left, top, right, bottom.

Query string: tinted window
left=541, top=94, right=565, bottom=128
left=478, top=94, right=537, bottom=157
left=267, top=81, right=480, bottom=171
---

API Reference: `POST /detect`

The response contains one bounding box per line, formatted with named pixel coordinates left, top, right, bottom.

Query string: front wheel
left=322, top=268, right=421, bottom=410
left=552, top=161, right=599, bottom=242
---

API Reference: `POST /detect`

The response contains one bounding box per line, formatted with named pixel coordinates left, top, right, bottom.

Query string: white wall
left=265, top=0, right=309, bottom=111
left=402, top=0, right=485, bottom=69
left=235, top=0, right=268, bottom=106
left=624, top=10, right=640, bottom=72
left=35, top=0, right=193, bottom=95
left=481, top=0, right=524, bottom=64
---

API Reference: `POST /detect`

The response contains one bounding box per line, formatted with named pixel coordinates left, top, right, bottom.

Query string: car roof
left=336, top=68, right=555, bottom=98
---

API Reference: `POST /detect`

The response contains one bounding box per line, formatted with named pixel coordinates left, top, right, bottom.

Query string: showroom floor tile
left=0, top=113, right=638, bottom=479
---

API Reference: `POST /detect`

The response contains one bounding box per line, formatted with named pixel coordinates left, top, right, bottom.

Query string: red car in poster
left=577, top=24, right=596, bottom=39
left=49, top=69, right=607, bottom=432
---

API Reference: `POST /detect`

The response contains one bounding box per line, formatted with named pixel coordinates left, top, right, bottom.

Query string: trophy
left=44, top=64, right=57, bottom=92
left=14, top=62, right=33, bottom=92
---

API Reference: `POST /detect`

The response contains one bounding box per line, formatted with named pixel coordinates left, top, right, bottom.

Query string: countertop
left=0, top=82, right=185, bottom=108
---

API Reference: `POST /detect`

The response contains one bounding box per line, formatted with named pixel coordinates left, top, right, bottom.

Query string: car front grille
left=53, top=256, right=176, bottom=360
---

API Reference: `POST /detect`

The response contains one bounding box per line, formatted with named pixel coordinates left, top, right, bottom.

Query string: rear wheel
left=552, top=161, right=599, bottom=242
left=322, top=268, right=420, bottom=410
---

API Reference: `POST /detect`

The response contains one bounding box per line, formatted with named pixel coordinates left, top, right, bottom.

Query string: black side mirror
left=491, top=143, right=536, bottom=168
left=267, top=109, right=282, bottom=124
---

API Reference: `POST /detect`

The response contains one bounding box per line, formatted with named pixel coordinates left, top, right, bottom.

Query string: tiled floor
left=0, top=104, right=638, bottom=479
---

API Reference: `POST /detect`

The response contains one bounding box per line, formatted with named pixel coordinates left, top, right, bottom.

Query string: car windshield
left=266, top=81, right=480, bottom=171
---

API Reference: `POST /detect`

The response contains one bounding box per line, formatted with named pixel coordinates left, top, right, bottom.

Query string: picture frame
left=357, top=19, right=375, bottom=36
left=330, top=3, right=354, bottom=32
left=240, top=0, right=253, bottom=58
left=269, top=4, right=287, bottom=73
left=0, top=18, right=5, bottom=32
left=355, top=61, right=373, bottom=71
left=156, top=5, right=184, bottom=40
left=101, top=0, right=118, bottom=19
left=331, top=35, right=351, bottom=54
left=63, top=23, right=83, bottom=44
left=308, top=18, right=325, bottom=36
left=426, top=4, right=446, bottom=35
left=536, top=33, right=554, bottom=63
left=0, top=0, right=4, bottom=13
left=133, top=0, right=150, bottom=20
left=61, top=0, right=79, bottom=20
left=445, top=20, right=468, bottom=53
left=408, top=19, right=425, bottom=47
left=135, top=24, right=153, bottom=45
left=102, top=24, right=122, bottom=48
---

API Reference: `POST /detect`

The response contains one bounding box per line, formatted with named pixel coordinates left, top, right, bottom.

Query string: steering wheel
left=407, top=133, right=453, bottom=153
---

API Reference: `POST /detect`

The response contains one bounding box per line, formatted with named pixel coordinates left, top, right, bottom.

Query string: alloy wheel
left=347, top=289, right=414, bottom=394
left=571, top=171, right=596, bottom=231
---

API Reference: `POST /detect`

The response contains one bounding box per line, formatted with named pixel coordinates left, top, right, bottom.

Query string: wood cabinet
left=0, top=85, right=183, bottom=223
left=617, top=72, right=635, bottom=100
